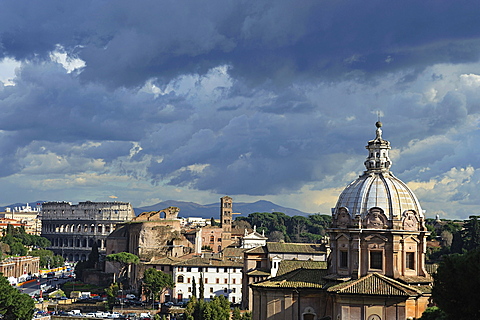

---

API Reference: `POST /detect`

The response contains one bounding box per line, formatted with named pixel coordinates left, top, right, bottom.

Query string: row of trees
left=420, top=216, right=480, bottom=320
left=234, top=212, right=331, bottom=243
left=0, top=272, right=35, bottom=319
left=184, top=296, right=251, bottom=320
left=0, top=225, right=64, bottom=268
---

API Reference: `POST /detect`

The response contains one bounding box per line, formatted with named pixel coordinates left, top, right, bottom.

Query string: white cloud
left=0, top=57, right=20, bottom=86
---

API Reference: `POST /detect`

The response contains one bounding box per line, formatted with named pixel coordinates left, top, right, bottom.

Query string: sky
left=0, top=1, right=480, bottom=220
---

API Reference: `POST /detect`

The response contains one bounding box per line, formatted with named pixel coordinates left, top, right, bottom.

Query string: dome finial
left=375, top=121, right=383, bottom=140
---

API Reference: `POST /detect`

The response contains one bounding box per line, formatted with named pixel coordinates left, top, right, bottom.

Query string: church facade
left=251, top=122, right=432, bottom=320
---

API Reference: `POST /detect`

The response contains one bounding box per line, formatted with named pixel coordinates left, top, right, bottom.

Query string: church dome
left=334, top=122, right=423, bottom=222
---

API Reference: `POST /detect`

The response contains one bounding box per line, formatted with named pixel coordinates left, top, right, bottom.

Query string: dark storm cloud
left=2, top=1, right=480, bottom=87
left=1, top=0, right=480, bottom=219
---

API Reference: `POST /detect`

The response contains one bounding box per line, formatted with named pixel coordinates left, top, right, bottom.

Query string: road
left=19, top=272, right=74, bottom=298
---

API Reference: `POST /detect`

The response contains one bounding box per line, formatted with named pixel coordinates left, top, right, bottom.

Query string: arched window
left=177, top=275, right=184, bottom=283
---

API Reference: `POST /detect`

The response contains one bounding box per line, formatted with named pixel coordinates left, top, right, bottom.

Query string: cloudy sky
left=0, top=1, right=479, bottom=219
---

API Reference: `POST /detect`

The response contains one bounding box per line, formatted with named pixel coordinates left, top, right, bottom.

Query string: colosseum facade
left=41, top=201, right=135, bottom=261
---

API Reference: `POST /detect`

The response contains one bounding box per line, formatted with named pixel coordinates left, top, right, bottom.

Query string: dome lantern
left=333, top=123, right=424, bottom=229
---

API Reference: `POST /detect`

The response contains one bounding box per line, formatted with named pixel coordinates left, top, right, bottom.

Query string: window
left=224, top=268, right=228, bottom=272
left=177, top=275, right=184, bottom=283
left=224, top=278, right=228, bottom=284
left=370, top=251, right=383, bottom=270
left=198, top=267, right=203, bottom=272
left=210, top=287, right=213, bottom=293
left=232, top=288, right=236, bottom=293
left=187, top=278, right=191, bottom=283
left=233, top=279, right=236, bottom=284
left=406, top=252, right=415, bottom=270
left=340, top=251, right=348, bottom=268
left=216, top=268, right=220, bottom=273
left=256, top=261, right=262, bottom=268
left=205, top=278, right=208, bottom=284
left=216, top=278, right=219, bottom=284
left=224, top=288, right=228, bottom=293
left=188, top=287, right=191, bottom=292
left=187, top=267, right=191, bottom=272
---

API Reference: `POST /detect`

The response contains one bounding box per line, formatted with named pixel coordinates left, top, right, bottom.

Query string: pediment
left=364, top=234, right=388, bottom=242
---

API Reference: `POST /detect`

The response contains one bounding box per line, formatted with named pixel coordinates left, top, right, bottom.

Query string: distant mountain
left=0, top=201, right=45, bottom=211
left=0, top=200, right=313, bottom=219
left=135, top=199, right=313, bottom=218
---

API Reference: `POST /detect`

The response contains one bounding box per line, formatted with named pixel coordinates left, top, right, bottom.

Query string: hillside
left=0, top=200, right=314, bottom=219
left=135, top=199, right=313, bottom=218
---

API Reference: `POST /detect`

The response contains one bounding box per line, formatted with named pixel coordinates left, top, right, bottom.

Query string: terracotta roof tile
left=327, top=273, right=423, bottom=297
left=245, top=246, right=267, bottom=254
left=173, top=257, right=243, bottom=268
left=277, top=260, right=327, bottom=276
left=251, top=268, right=328, bottom=289
left=266, top=242, right=326, bottom=254
left=247, top=269, right=271, bottom=276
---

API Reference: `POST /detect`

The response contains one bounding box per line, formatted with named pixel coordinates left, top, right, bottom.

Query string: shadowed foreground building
left=251, top=122, right=432, bottom=320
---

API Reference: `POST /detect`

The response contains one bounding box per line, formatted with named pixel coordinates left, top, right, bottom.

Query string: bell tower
left=220, top=196, right=233, bottom=248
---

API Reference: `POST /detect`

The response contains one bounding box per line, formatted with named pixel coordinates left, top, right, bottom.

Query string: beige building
left=251, top=122, right=432, bottom=320
left=0, top=256, right=40, bottom=281
left=243, top=242, right=328, bottom=311
left=0, top=203, right=42, bottom=235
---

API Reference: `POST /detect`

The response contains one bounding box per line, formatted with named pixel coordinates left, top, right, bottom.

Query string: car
left=174, top=301, right=187, bottom=307
left=85, top=313, right=96, bottom=318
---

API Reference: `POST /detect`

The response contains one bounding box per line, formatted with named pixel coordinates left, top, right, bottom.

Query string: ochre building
left=251, top=122, right=432, bottom=320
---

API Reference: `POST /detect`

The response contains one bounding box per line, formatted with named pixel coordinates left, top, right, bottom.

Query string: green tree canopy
left=235, top=212, right=331, bottom=243
left=106, top=252, right=140, bottom=283
left=432, top=248, right=480, bottom=320
left=142, top=267, right=173, bottom=301
left=0, top=274, right=35, bottom=319
left=184, top=295, right=230, bottom=320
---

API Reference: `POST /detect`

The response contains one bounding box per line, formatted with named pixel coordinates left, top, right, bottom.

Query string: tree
left=87, top=242, right=100, bottom=268
left=440, top=230, right=453, bottom=247
left=268, top=231, right=285, bottom=242
left=419, top=306, right=447, bottom=320
left=232, top=219, right=251, bottom=230
left=192, top=276, right=197, bottom=297
left=142, top=268, right=174, bottom=303
left=199, top=273, right=205, bottom=300
left=232, top=307, right=242, bottom=320
left=104, top=282, right=120, bottom=309
left=210, top=217, right=218, bottom=227
left=106, top=252, right=140, bottom=283
left=203, top=295, right=230, bottom=320
left=184, top=295, right=230, bottom=320
left=432, top=248, right=480, bottom=320
left=462, top=215, right=480, bottom=251
left=0, top=274, right=35, bottom=319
